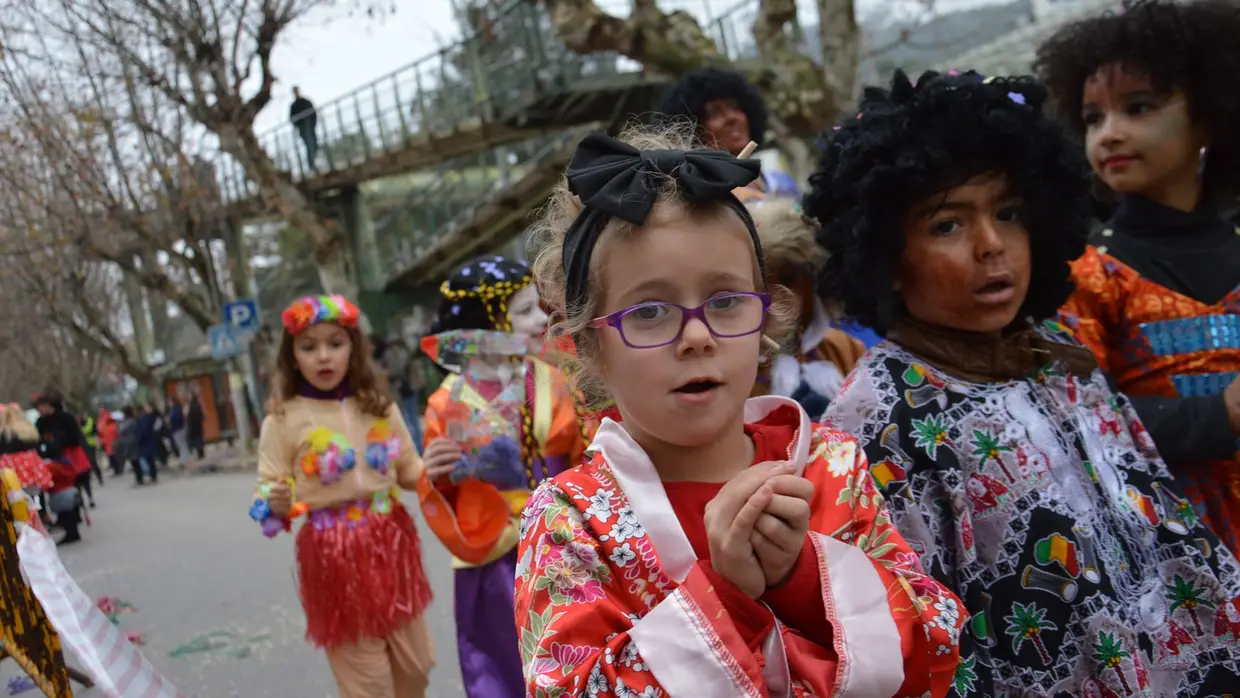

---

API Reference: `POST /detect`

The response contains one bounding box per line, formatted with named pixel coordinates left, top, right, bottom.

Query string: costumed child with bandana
left=418, top=255, right=587, bottom=698
left=252, top=295, right=434, bottom=698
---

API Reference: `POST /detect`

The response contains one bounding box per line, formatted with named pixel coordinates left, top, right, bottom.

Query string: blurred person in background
left=134, top=405, right=159, bottom=486
left=78, top=411, right=105, bottom=486
left=168, top=397, right=188, bottom=468
left=34, top=392, right=94, bottom=509
left=112, top=407, right=139, bottom=478
left=185, top=394, right=205, bottom=460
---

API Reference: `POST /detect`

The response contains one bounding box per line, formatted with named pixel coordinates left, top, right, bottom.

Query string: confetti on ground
left=170, top=630, right=272, bottom=659
left=5, top=676, right=35, bottom=696
left=95, top=596, right=136, bottom=625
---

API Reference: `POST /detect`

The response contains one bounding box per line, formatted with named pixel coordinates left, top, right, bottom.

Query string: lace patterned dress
left=825, top=323, right=1240, bottom=697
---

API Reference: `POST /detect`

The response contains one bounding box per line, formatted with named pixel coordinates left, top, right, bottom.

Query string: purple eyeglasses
left=587, top=292, right=772, bottom=349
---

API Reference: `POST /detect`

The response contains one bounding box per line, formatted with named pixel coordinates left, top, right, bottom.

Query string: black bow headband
left=560, top=132, right=765, bottom=313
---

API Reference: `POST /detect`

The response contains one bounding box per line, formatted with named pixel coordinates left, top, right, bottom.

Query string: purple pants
left=454, top=549, right=524, bottom=698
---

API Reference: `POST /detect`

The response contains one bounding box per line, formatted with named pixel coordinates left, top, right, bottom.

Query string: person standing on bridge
left=290, top=86, right=319, bottom=172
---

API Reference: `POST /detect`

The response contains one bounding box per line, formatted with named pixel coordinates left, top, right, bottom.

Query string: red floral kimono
left=515, top=396, right=965, bottom=697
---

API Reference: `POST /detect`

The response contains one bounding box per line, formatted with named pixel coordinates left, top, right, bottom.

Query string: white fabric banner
left=16, top=526, right=184, bottom=698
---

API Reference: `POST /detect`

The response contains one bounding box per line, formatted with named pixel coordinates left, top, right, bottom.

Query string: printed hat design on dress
left=281, top=295, right=361, bottom=334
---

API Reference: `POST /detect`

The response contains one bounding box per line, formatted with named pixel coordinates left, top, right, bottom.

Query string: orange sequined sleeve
left=1060, top=246, right=1129, bottom=373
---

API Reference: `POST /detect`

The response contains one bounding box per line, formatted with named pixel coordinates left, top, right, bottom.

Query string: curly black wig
left=656, top=67, right=769, bottom=149
left=1034, top=0, right=1240, bottom=197
left=431, top=255, right=532, bottom=334
left=803, top=69, right=1092, bottom=336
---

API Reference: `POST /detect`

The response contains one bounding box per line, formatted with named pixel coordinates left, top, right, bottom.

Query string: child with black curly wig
left=813, top=68, right=1240, bottom=697
left=1035, top=0, right=1240, bottom=554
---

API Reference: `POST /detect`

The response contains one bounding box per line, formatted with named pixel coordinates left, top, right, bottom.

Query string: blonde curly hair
left=0, top=404, right=38, bottom=442
left=750, top=198, right=826, bottom=283
left=528, top=122, right=794, bottom=410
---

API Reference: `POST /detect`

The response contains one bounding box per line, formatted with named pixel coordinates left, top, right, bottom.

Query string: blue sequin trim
left=1171, top=371, right=1240, bottom=398
left=1140, top=315, right=1240, bottom=358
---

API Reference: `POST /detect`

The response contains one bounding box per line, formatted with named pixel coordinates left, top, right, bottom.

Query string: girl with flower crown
left=251, top=295, right=434, bottom=698
left=418, top=255, right=587, bottom=698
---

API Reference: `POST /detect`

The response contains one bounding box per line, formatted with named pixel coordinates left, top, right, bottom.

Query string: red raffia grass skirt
left=295, top=502, right=433, bottom=649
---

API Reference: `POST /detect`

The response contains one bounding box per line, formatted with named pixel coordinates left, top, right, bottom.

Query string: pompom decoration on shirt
left=281, top=294, right=361, bottom=335
left=302, top=427, right=357, bottom=484
left=364, top=420, right=400, bottom=476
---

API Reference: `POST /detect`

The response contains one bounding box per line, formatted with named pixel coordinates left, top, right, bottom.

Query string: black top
left=290, top=97, right=316, bottom=125
left=1096, top=194, right=1240, bottom=305
left=33, top=409, right=82, bottom=460
left=0, top=435, right=38, bottom=455
left=1094, top=194, right=1240, bottom=464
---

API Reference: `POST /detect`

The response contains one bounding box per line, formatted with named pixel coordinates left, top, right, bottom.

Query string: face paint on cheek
left=1150, top=106, right=1193, bottom=152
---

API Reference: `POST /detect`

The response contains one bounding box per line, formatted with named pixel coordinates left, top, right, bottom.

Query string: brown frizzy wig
left=265, top=323, right=393, bottom=419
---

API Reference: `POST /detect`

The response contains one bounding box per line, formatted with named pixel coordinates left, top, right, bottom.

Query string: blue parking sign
left=224, top=299, right=260, bottom=337
left=209, top=324, right=242, bottom=360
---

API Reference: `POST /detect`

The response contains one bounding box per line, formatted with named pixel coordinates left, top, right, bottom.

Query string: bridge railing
left=373, top=125, right=594, bottom=282
left=359, top=0, right=793, bottom=282
left=217, top=0, right=786, bottom=205
left=217, top=0, right=634, bottom=204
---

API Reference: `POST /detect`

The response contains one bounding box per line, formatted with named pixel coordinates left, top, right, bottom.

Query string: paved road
left=2, top=471, right=467, bottom=698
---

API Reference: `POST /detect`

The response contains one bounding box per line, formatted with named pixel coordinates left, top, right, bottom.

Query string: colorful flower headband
left=281, top=295, right=361, bottom=335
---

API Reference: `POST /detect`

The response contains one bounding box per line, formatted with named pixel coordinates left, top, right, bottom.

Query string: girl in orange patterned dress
left=1036, top=0, right=1240, bottom=551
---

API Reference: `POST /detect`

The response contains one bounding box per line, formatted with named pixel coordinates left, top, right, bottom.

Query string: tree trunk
left=816, top=0, right=861, bottom=108
left=216, top=127, right=358, bottom=298
left=752, top=0, right=839, bottom=135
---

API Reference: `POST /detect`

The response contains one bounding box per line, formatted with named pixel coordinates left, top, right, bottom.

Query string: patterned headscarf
left=281, top=295, right=361, bottom=335
left=433, top=256, right=532, bottom=334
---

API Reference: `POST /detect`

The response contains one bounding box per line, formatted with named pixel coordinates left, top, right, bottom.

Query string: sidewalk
left=177, top=443, right=252, bottom=476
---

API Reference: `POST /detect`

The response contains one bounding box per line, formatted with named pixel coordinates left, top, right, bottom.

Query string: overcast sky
left=253, top=0, right=1002, bottom=135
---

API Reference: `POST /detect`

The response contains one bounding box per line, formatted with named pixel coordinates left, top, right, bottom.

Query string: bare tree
left=0, top=18, right=236, bottom=332
left=11, top=0, right=386, bottom=298
left=0, top=223, right=157, bottom=394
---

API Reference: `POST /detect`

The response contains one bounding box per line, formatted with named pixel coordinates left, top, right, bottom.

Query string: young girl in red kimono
left=514, top=128, right=965, bottom=697
left=1036, top=0, right=1240, bottom=551
left=252, top=295, right=434, bottom=698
